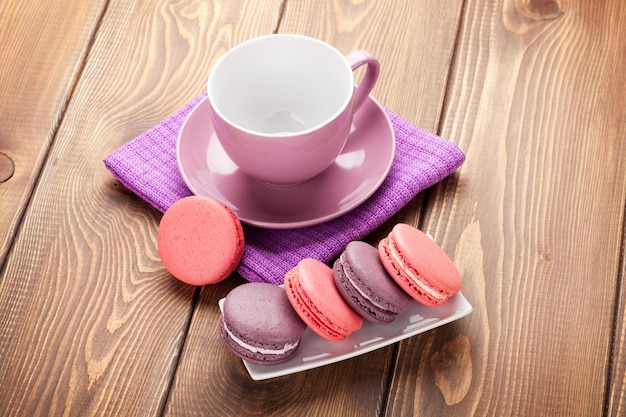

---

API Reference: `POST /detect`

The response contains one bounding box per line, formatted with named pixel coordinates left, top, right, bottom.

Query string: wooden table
left=1, top=0, right=625, bottom=415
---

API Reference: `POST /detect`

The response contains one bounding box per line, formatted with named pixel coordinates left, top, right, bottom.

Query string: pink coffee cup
left=207, top=34, right=380, bottom=185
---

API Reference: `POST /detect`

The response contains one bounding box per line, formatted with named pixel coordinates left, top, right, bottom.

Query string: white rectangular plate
left=218, top=292, right=472, bottom=381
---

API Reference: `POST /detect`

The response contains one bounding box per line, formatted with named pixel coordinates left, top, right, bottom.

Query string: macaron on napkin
left=103, top=92, right=465, bottom=284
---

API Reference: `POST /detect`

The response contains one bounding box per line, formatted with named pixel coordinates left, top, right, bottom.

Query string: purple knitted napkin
left=104, top=93, right=464, bottom=284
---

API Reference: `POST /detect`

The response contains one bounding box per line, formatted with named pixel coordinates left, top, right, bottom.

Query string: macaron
left=157, top=195, right=244, bottom=285
left=285, top=258, right=363, bottom=342
left=333, top=241, right=413, bottom=324
left=378, top=223, right=461, bottom=307
left=219, top=282, right=307, bottom=364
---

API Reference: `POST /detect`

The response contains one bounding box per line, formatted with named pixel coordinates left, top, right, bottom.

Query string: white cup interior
left=208, top=35, right=354, bottom=135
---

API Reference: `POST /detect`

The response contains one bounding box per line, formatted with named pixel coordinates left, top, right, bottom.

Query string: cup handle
left=345, top=50, right=380, bottom=112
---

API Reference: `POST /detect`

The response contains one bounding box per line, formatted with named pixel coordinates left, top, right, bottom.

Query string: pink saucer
left=176, top=96, right=395, bottom=229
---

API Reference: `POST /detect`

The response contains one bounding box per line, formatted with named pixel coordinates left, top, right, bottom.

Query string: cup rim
left=206, top=34, right=354, bottom=138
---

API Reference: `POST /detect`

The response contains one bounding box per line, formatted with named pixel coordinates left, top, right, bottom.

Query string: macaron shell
left=285, top=258, right=363, bottom=342
left=379, top=224, right=461, bottom=306
left=157, top=196, right=244, bottom=285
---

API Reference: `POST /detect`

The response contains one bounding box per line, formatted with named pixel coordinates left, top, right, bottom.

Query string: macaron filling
left=386, top=238, right=447, bottom=302
left=221, top=320, right=300, bottom=356
left=346, top=275, right=390, bottom=311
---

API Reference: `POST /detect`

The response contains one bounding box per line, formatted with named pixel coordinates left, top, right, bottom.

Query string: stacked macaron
left=285, top=258, right=363, bottom=341
left=219, top=282, right=307, bottom=364
left=216, top=223, right=462, bottom=364
left=378, top=223, right=462, bottom=307
left=333, top=241, right=413, bottom=324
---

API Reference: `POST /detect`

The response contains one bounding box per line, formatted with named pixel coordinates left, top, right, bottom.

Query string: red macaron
left=284, top=258, right=363, bottom=342
left=378, top=223, right=461, bottom=307
left=157, top=196, right=244, bottom=285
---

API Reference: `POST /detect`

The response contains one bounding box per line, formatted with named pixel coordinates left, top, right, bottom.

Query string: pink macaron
left=284, top=258, right=363, bottom=342
left=157, top=196, right=244, bottom=285
left=378, top=223, right=461, bottom=307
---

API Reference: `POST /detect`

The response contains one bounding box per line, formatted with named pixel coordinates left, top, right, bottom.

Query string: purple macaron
left=333, top=241, right=413, bottom=324
left=219, top=282, right=307, bottom=365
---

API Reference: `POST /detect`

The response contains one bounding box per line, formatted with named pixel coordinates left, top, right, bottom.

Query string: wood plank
left=0, top=0, right=107, bottom=269
left=0, top=1, right=281, bottom=416
left=609, top=234, right=626, bottom=416
left=163, top=1, right=464, bottom=416
left=387, top=0, right=626, bottom=415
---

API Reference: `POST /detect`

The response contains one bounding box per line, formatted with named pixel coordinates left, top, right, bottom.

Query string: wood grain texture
left=279, top=0, right=463, bottom=129
left=387, top=0, right=626, bottom=415
left=0, top=0, right=107, bottom=271
left=0, top=1, right=281, bottom=416
left=609, top=228, right=626, bottom=417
